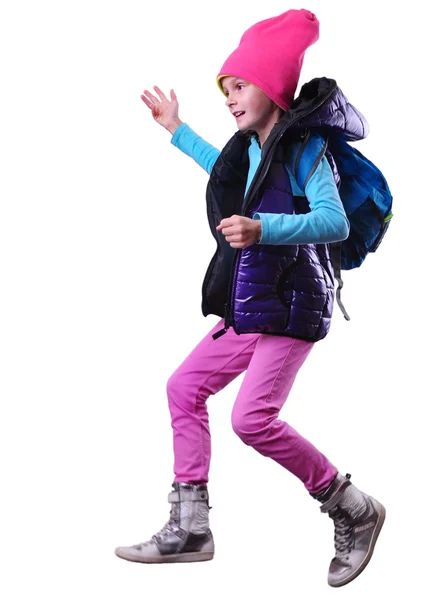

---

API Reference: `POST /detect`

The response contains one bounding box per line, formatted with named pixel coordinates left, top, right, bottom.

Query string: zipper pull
left=212, top=327, right=228, bottom=340
left=212, top=303, right=230, bottom=340
left=224, top=302, right=230, bottom=329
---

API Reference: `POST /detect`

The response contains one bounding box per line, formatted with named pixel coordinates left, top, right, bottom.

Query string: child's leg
left=115, top=319, right=260, bottom=564
left=167, top=318, right=260, bottom=485
left=231, top=333, right=337, bottom=494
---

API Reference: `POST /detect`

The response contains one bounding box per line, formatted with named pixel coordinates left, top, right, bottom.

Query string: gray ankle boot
left=115, top=482, right=214, bottom=563
left=313, top=473, right=386, bottom=587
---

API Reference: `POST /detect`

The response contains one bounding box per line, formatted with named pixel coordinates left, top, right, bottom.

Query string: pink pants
left=166, top=318, right=337, bottom=495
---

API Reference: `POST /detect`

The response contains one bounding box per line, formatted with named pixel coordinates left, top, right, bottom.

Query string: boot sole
left=115, top=549, right=214, bottom=564
left=329, top=501, right=386, bottom=588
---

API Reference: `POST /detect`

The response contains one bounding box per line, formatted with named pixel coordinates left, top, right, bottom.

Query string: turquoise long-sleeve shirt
left=171, top=123, right=349, bottom=245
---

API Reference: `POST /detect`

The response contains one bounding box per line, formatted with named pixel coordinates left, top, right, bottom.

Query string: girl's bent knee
left=166, top=370, right=180, bottom=399
left=166, top=369, right=208, bottom=410
left=231, top=412, right=260, bottom=446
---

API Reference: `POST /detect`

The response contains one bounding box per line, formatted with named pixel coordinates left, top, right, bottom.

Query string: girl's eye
left=237, top=84, right=244, bottom=90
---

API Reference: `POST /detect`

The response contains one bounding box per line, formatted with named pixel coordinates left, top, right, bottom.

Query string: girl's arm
left=171, top=123, right=220, bottom=175
left=141, top=86, right=220, bottom=175
left=253, top=154, right=349, bottom=245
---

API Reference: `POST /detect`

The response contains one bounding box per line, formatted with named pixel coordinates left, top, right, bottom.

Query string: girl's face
left=221, top=76, right=282, bottom=138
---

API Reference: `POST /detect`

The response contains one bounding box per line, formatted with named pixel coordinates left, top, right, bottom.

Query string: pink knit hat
left=217, top=9, right=319, bottom=111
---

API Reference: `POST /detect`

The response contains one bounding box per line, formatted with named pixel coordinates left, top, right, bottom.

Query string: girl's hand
left=216, top=215, right=262, bottom=248
left=141, top=86, right=183, bottom=134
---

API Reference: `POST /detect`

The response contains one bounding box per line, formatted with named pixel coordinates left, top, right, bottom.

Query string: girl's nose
left=225, top=96, right=235, bottom=108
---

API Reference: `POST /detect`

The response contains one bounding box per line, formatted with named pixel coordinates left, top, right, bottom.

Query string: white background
left=1, top=0, right=446, bottom=597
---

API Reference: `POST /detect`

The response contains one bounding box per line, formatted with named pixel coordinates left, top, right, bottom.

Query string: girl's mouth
left=234, top=111, right=245, bottom=119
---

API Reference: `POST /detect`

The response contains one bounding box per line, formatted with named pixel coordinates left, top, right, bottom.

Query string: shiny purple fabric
left=231, top=150, right=334, bottom=341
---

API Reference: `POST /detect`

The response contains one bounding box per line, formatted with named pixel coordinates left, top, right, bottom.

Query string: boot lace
left=151, top=501, right=181, bottom=544
left=328, top=507, right=354, bottom=558
left=133, top=501, right=181, bottom=548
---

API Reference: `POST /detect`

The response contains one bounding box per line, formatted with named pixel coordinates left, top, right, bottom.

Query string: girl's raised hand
left=141, top=86, right=183, bottom=134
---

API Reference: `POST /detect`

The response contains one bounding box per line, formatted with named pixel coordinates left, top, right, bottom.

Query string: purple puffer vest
left=231, top=144, right=334, bottom=340
left=201, top=77, right=368, bottom=342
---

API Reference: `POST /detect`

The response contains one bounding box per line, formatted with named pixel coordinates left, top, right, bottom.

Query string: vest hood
left=263, top=77, right=369, bottom=156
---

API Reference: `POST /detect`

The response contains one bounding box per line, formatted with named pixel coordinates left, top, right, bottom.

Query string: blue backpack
left=295, top=131, right=393, bottom=320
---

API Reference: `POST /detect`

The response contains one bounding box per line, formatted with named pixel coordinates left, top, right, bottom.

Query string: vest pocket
left=277, top=259, right=298, bottom=309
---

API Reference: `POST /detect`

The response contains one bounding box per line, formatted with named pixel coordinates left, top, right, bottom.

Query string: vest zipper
left=210, top=84, right=337, bottom=341
left=212, top=302, right=230, bottom=340
left=211, top=132, right=286, bottom=341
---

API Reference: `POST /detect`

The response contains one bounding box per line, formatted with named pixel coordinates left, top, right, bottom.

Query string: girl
left=115, top=9, right=385, bottom=588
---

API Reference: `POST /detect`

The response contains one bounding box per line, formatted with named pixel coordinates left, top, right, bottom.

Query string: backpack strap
left=330, top=242, right=350, bottom=321
left=294, top=130, right=328, bottom=191
left=294, top=131, right=350, bottom=321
